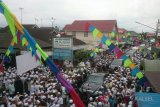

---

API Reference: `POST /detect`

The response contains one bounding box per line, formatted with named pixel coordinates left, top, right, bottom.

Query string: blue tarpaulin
left=136, top=92, right=160, bottom=107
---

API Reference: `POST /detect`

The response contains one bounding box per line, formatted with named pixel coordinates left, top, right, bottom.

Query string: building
left=0, top=24, right=59, bottom=55
left=118, top=28, right=127, bottom=42
left=52, top=34, right=87, bottom=62
left=63, top=20, right=118, bottom=49
left=0, top=24, right=88, bottom=65
left=145, top=33, right=155, bottom=42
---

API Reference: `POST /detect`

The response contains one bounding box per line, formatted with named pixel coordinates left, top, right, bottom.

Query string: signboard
left=53, top=49, right=72, bottom=61
left=53, top=38, right=72, bottom=49
left=135, top=92, right=160, bottom=107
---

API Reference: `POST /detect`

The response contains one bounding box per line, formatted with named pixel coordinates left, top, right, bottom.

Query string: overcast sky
left=0, top=0, right=160, bottom=33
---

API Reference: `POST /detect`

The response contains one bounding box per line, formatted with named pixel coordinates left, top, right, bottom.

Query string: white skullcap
left=98, top=102, right=102, bottom=105
left=89, top=97, right=93, bottom=101
left=129, top=101, right=132, bottom=105
left=17, top=101, right=22, bottom=105
left=100, top=86, right=104, bottom=89
left=51, top=98, right=55, bottom=101
left=24, top=103, right=29, bottom=106
left=36, top=100, right=40, bottom=104
left=41, top=95, right=46, bottom=99
left=77, top=74, right=81, bottom=76
left=99, top=91, right=102, bottom=95
left=8, top=97, right=12, bottom=101
left=53, top=90, right=56, bottom=93
left=69, top=99, right=73, bottom=103
left=0, top=105, right=4, bottom=107
left=28, top=98, right=32, bottom=102
left=121, top=103, right=126, bottom=107
left=128, top=105, right=132, bottom=107
left=93, top=102, right=97, bottom=106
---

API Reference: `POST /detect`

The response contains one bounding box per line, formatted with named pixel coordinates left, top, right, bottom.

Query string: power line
left=135, top=21, right=156, bottom=30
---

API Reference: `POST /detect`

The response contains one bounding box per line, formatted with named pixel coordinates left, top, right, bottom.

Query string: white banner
left=16, top=52, right=40, bottom=75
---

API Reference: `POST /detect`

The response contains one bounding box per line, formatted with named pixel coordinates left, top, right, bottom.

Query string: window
left=72, top=32, right=76, bottom=36
left=84, top=32, right=88, bottom=37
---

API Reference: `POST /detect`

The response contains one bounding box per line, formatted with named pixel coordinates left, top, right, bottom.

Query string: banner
left=136, top=92, right=160, bottom=107
left=16, top=52, right=40, bottom=75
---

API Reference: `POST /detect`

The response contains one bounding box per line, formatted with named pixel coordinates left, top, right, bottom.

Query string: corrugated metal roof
left=144, top=60, right=160, bottom=72
left=145, top=72, right=160, bottom=93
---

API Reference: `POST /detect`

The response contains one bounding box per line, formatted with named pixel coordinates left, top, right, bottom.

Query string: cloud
left=0, top=0, right=160, bottom=33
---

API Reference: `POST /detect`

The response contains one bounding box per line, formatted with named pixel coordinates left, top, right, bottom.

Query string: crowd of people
left=0, top=48, right=154, bottom=107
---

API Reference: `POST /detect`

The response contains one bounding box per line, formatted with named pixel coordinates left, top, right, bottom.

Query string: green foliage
left=74, top=49, right=91, bottom=62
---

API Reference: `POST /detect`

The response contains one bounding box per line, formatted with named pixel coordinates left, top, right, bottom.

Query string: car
left=79, top=73, right=106, bottom=95
left=109, top=59, right=123, bottom=70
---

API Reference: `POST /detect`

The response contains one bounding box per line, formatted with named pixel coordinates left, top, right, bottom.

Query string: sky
left=0, top=0, right=160, bottom=33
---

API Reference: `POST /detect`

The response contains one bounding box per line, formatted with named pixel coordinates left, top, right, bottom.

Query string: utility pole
left=154, top=19, right=160, bottom=46
left=51, top=17, right=55, bottom=29
left=41, top=18, right=43, bottom=27
left=35, top=18, right=38, bottom=25
left=19, top=8, right=24, bottom=24
left=155, top=19, right=160, bottom=38
left=135, top=21, right=157, bottom=45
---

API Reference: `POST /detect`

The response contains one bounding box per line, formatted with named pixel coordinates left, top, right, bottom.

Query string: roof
left=144, top=60, right=160, bottom=72
left=0, top=33, right=51, bottom=50
left=144, top=60, right=160, bottom=93
left=63, top=20, right=117, bottom=32
left=0, top=24, right=39, bottom=33
left=73, top=38, right=86, bottom=46
left=22, top=24, right=39, bottom=29
left=128, top=31, right=138, bottom=37
left=118, top=28, right=127, bottom=34
left=27, top=28, right=55, bottom=44
left=146, top=33, right=155, bottom=37
left=145, top=72, right=160, bottom=93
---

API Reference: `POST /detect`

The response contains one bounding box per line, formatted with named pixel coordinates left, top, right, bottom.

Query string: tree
left=74, top=49, right=91, bottom=62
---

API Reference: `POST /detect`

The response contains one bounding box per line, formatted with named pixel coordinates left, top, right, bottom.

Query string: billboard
left=53, top=37, right=72, bottom=49
left=53, top=49, right=72, bottom=60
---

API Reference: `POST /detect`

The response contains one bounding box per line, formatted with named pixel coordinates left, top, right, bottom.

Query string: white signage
left=53, top=38, right=72, bottom=48
left=16, top=52, right=40, bottom=75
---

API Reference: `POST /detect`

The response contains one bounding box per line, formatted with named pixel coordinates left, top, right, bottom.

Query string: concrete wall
left=65, top=31, right=111, bottom=49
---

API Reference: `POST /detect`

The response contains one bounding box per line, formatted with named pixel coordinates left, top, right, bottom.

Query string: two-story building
left=63, top=20, right=118, bottom=49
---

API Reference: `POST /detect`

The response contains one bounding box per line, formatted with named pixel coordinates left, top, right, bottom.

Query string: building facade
left=63, top=20, right=118, bottom=49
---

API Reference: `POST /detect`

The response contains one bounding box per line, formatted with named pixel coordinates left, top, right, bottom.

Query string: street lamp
left=19, top=7, right=24, bottom=24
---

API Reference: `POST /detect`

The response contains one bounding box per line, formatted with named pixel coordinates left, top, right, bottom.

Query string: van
left=79, top=73, right=106, bottom=95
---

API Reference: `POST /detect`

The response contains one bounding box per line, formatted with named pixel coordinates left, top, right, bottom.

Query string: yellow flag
left=97, top=32, right=103, bottom=39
